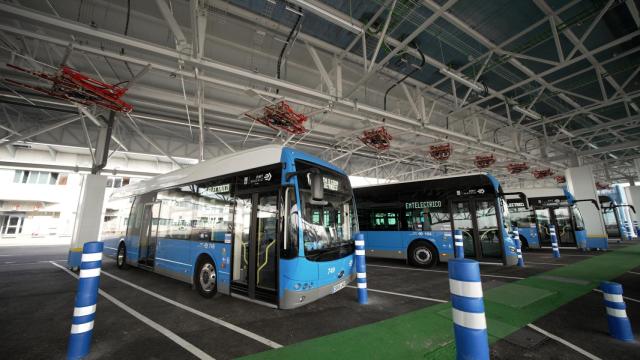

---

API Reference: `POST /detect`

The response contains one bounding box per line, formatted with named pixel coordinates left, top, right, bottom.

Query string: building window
left=106, top=176, right=130, bottom=188
left=13, top=170, right=59, bottom=185
left=1, top=215, right=24, bottom=235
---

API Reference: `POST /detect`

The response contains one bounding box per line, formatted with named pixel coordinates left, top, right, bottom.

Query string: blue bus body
left=354, top=173, right=518, bottom=266
left=507, top=186, right=592, bottom=250
left=102, top=146, right=356, bottom=309
left=599, top=186, right=636, bottom=240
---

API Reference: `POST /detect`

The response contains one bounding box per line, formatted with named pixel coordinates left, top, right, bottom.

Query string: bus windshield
left=572, top=206, right=585, bottom=230
left=295, top=162, right=356, bottom=260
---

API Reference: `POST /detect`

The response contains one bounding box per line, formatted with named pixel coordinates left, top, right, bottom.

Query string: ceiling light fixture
left=513, top=105, right=542, bottom=120
left=439, top=68, right=484, bottom=93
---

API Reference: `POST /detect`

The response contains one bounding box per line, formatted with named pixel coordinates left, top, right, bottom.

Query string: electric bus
left=101, top=145, right=357, bottom=309
left=599, top=192, right=636, bottom=240
left=505, top=187, right=598, bottom=250
left=353, top=173, right=524, bottom=267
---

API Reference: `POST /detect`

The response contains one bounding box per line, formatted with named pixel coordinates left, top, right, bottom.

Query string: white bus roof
left=110, top=145, right=284, bottom=198
left=352, top=172, right=491, bottom=189
left=504, top=187, right=565, bottom=198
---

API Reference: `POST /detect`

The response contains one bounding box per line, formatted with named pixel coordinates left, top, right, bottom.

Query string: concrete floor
left=0, top=244, right=638, bottom=359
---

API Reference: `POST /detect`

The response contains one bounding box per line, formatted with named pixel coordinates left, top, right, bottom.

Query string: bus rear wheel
left=196, top=258, right=217, bottom=298
left=409, top=241, right=437, bottom=268
left=116, top=243, right=128, bottom=269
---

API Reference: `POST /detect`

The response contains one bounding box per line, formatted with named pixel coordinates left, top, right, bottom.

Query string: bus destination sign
left=405, top=200, right=442, bottom=209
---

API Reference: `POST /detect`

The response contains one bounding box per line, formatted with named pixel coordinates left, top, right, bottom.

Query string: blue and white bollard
left=512, top=230, right=525, bottom=268
left=549, top=224, right=561, bottom=258
left=448, top=258, right=490, bottom=360
left=67, top=241, right=103, bottom=360
left=354, top=233, right=368, bottom=305
left=454, top=229, right=464, bottom=259
left=600, top=282, right=634, bottom=341
left=633, top=220, right=639, bottom=238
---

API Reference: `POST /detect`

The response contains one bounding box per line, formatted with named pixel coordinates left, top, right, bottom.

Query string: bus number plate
left=332, top=281, right=346, bottom=293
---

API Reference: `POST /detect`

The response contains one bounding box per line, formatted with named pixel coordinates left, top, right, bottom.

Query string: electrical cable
left=276, top=6, right=303, bottom=94
left=383, top=42, right=425, bottom=113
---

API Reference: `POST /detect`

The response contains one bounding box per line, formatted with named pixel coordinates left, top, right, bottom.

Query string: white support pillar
left=625, top=186, right=640, bottom=236
left=565, top=165, right=608, bottom=249
left=67, top=174, right=108, bottom=269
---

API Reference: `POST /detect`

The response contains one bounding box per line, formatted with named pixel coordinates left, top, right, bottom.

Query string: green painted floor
left=243, top=244, right=640, bottom=359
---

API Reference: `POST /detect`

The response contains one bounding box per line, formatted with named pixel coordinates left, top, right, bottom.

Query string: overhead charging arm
left=500, top=192, right=529, bottom=209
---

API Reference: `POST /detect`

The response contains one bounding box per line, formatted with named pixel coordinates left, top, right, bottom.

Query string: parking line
left=100, top=269, right=282, bottom=349
left=593, top=288, right=640, bottom=304
left=527, top=324, right=602, bottom=360
left=347, top=285, right=447, bottom=303
left=367, top=264, right=524, bottom=280
left=628, top=271, right=640, bottom=275
left=50, top=262, right=215, bottom=360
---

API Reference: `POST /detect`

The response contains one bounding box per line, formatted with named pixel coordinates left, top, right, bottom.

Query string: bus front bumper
left=280, top=273, right=356, bottom=310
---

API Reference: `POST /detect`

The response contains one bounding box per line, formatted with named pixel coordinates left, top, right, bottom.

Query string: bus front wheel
left=116, top=243, right=128, bottom=269
left=409, top=241, right=437, bottom=268
left=195, top=257, right=217, bottom=298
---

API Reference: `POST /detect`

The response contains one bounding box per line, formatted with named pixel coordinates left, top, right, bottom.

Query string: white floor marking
left=0, top=260, right=65, bottom=266
left=50, top=262, right=215, bottom=360
left=593, top=289, right=640, bottom=304
left=527, top=324, right=601, bottom=360
left=628, top=271, right=640, bottom=275
left=346, top=285, right=447, bottom=303
left=367, top=264, right=524, bottom=280
left=478, top=262, right=503, bottom=266
left=100, top=269, right=282, bottom=349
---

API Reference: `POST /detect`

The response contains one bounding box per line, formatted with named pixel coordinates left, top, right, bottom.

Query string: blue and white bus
left=599, top=193, right=636, bottom=240
left=353, top=173, right=523, bottom=267
left=101, top=145, right=357, bottom=309
left=505, top=187, right=598, bottom=249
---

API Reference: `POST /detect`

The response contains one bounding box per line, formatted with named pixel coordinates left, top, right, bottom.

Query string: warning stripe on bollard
left=549, top=225, right=561, bottom=258
left=512, top=229, right=525, bottom=267
left=354, top=234, right=368, bottom=304
left=448, top=258, right=489, bottom=360
left=67, top=241, right=103, bottom=360
left=454, top=229, right=464, bottom=259
left=600, top=282, right=635, bottom=341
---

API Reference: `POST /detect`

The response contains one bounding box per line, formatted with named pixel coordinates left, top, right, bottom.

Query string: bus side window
left=370, top=211, right=400, bottom=231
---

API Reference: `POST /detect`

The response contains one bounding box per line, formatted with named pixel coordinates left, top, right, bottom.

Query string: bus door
left=551, top=207, right=576, bottom=245
left=451, top=198, right=502, bottom=260
left=534, top=208, right=552, bottom=246
left=231, top=190, right=279, bottom=304
left=138, top=201, right=161, bottom=267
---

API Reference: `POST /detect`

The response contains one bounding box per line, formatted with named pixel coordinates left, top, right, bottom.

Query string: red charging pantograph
left=429, top=143, right=451, bottom=161
left=532, top=168, right=554, bottom=179
left=359, top=127, right=392, bottom=151
left=507, top=162, right=529, bottom=174
left=474, top=154, right=496, bottom=169
left=5, top=64, right=133, bottom=113
left=245, top=100, right=308, bottom=135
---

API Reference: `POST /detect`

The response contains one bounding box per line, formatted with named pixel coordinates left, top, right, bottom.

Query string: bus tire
left=195, top=256, right=217, bottom=298
left=408, top=241, right=437, bottom=268
left=116, top=243, right=128, bottom=269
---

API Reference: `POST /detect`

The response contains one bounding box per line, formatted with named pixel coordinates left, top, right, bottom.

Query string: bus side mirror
left=310, top=172, right=328, bottom=205
left=629, top=205, right=636, bottom=214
